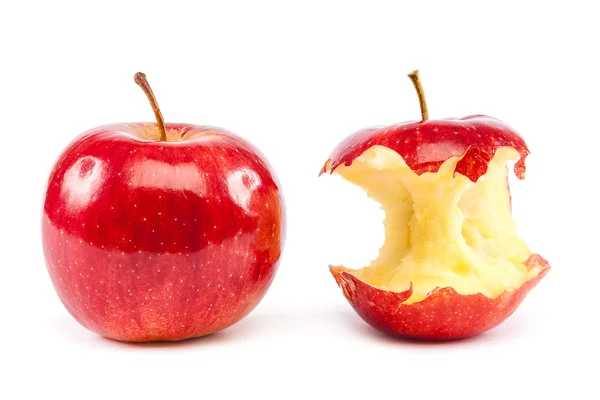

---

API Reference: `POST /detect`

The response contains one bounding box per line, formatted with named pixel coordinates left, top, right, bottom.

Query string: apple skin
left=331, top=255, right=550, bottom=340
left=42, top=123, right=284, bottom=342
left=322, top=115, right=550, bottom=340
left=321, top=115, right=529, bottom=182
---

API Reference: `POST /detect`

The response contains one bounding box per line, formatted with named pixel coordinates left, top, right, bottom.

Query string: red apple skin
left=322, top=115, right=550, bottom=340
left=42, top=123, right=285, bottom=342
left=331, top=255, right=550, bottom=340
left=320, top=115, right=529, bottom=182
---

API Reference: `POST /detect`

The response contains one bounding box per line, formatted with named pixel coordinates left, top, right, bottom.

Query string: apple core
left=322, top=70, right=549, bottom=339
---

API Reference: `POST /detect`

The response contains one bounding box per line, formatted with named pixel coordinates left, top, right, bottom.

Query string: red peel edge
left=319, top=115, right=530, bottom=182
left=330, top=255, right=550, bottom=340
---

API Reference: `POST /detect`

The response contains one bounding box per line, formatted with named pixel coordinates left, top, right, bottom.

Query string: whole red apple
left=42, top=73, right=285, bottom=342
left=322, top=71, right=549, bottom=340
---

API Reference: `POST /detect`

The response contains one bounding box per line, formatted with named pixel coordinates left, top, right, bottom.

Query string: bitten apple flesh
left=322, top=116, right=550, bottom=340
left=42, top=123, right=284, bottom=342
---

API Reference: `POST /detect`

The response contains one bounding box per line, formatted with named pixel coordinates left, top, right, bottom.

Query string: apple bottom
left=43, top=218, right=277, bottom=342
left=330, top=254, right=550, bottom=340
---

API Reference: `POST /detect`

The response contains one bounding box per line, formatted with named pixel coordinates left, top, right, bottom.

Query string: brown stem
left=134, top=72, right=167, bottom=141
left=407, top=70, right=429, bottom=121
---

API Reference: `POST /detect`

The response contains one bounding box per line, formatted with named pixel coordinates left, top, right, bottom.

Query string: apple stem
left=134, top=72, right=167, bottom=141
left=407, top=70, right=429, bottom=121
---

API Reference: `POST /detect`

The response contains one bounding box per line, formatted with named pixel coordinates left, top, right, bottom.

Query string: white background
left=1, top=1, right=598, bottom=398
